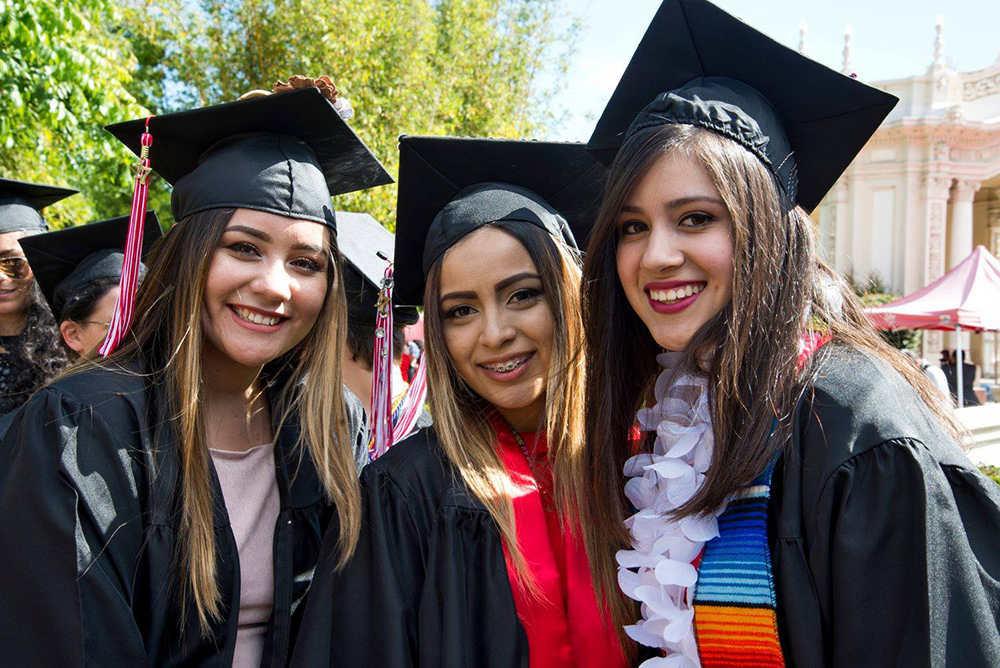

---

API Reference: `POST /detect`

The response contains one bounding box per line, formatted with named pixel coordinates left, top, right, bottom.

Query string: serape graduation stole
left=692, top=456, right=784, bottom=667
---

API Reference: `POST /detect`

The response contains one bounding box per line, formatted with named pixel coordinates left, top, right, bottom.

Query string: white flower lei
left=617, top=352, right=725, bottom=668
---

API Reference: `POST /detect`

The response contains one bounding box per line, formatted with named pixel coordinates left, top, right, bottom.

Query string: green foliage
left=849, top=271, right=921, bottom=351
left=3, top=0, right=577, bottom=229
left=980, top=464, right=1000, bottom=486
left=0, top=0, right=149, bottom=227
left=115, top=0, right=579, bottom=227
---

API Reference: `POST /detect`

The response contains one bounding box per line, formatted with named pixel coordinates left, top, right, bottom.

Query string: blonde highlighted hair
left=66, top=208, right=360, bottom=634
left=422, top=220, right=588, bottom=578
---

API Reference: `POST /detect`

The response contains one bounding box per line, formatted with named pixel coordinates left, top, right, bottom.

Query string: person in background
left=576, top=1, right=1000, bottom=665
left=20, top=212, right=162, bottom=356
left=338, top=210, right=429, bottom=435
left=901, top=349, right=950, bottom=401
left=0, top=178, right=74, bottom=413
left=405, top=339, right=423, bottom=381
left=0, top=80, right=385, bottom=666
left=943, top=349, right=982, bottom=407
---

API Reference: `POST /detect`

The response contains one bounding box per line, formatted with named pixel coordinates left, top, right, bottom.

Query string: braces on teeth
left=485, top=356, right=528, bottom=373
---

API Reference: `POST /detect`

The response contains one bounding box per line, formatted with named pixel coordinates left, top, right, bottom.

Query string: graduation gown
left=290, top=427, right=529, bottom=667
left=771, top=345, right=1000, bottom=666
left=0, top=363, right=365, bottom=667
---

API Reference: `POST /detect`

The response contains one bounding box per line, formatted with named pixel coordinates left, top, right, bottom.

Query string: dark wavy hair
left=574, top=123, right=963, bottom=653
left=58, top=277, right=118, bottom=326
left=5, top=282, right=71, bottom=401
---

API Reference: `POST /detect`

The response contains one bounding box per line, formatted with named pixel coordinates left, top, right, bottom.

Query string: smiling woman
left=577, top=1, right=1000, bottom=665
left=0, top=82, right=389, bottom=666
left=436, top=225, right=555, bottom=431
left=0, top=179, right=75, bottom=413
left=291, top=137, right=627, bottom=668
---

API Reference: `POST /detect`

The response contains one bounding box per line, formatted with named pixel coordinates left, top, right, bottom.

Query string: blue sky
left=546, top=0, right=1000, bottom=141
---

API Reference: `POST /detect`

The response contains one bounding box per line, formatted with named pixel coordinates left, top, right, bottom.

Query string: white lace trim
left=617, top=352, right=724, bottom=668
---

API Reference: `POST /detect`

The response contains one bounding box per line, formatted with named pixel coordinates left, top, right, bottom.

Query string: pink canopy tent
left=868, top=245, right=1000, bottom=406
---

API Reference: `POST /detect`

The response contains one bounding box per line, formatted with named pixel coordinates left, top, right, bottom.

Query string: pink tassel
left=365, top=260, right=429, bottom=461
left=99, top=117, right=154, bottom=357
left=367, top=261, right=395, bottom=460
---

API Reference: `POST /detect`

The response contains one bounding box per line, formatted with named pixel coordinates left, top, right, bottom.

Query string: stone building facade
left=811, top=20, right=1000, bottom=373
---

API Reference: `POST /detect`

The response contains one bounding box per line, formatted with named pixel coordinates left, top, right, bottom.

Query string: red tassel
left=99, top=116, right=154, bottom=357
left=367, top=261, right=395, bottom=460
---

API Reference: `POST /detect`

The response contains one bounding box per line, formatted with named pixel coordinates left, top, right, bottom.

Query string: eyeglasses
left=0, top=257, right=30, bottom=280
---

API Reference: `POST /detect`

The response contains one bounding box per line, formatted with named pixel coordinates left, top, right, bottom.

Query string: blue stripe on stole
left=699, top=567, right=770, bottom=581
left=694, top=456, right=778, bottom=607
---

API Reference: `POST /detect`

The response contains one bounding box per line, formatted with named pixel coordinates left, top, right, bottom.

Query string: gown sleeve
left=811, top=439, right=1000, bottom=667
left=0, top=387, right=149, bottom=666
left=290, top=437, right=527, bottom=667
left=291, top=462, right=425, bottom=667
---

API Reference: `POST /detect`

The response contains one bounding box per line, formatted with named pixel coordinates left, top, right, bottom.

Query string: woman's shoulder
left=366, top=427, right=450, bottom=485
left=790, top=344, right=972, bottom=488
left=4, top=362, right=152, bottom=455
left=364, top=427, right=482, bottom=512
left=42, top=362, right=150, bottom=421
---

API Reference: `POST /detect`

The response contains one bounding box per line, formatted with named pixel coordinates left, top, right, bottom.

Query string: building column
left=921, top=174, right=952, bottom=359
left=988, top=205, right=1000, bottom=380
left=989, top=204, right=1000, bottom=257
left=828, top=177, right=850, bottom=270
left=947, top=180, right=981, bottom=353
left=948, top=179, right=981, bottom=268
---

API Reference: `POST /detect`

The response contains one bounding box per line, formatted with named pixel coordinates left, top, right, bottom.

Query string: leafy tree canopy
left=3, top=0, right=578, bottom=229
left=0, top=0, right=148, bottom=227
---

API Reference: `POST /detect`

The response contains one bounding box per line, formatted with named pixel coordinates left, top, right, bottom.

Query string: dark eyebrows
left=225, top=226, right=325, bottom=254
left=225, top=224, right=271, bottom=242
left=495, top=272, right=541, bottom=292
left=439, top=272, right=541, bottom=303
left=0, top=249, right=24, bottom=257
left=619, top=196, right=727, bottom=215
left=439, top=290, right=477, bottom=302
left=291, top=242, right=325, bottom=254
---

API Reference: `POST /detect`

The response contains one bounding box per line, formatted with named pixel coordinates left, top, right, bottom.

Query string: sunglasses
left=0, top=257, right=30, bottom=280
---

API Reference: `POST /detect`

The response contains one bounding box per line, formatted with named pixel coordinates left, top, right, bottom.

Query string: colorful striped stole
left=692, top=458, right=784, bottom=667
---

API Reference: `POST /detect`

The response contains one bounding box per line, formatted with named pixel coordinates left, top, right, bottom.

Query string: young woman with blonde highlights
left=292, top=136, right=625, bottom=667
left=576, top=1, right=1000, bottom=666
left=0, top=82, right=388, bottom=666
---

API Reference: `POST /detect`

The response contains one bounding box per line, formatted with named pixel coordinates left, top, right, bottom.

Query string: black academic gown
left=772, top=345, right=1000, bottom=667
left=0, top=363, right=365, bottom=667
left=290, top=426, right=529, bottom=667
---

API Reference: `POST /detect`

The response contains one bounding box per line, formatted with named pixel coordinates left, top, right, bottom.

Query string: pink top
left=210, top=443, right=281, bottom=668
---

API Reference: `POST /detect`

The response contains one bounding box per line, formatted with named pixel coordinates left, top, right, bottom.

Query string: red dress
left=491, top=416, right=627, bottom=668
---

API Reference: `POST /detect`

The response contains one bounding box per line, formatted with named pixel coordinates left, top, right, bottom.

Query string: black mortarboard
left=19, top=212, right=162, bottom=318
left=0, top=178, right=78, bottom=235
left=336, top=210, right=419, bottom=325
left=106, top=87, right=393, bottom=229
left=587, top=0, right=898, bottom=212
left=393, top=135, right=608, bottom=306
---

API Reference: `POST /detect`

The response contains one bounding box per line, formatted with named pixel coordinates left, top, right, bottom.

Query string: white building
left=811, top=20, right=1000, bottom=374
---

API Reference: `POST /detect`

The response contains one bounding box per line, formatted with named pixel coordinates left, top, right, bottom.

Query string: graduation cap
left=587, top=0, right=898, bottom=212
left=393, top=135, right=609, bottom=306
left=19, top=212, right=162, bottom=319
left=106, top=87, right=393, bottom=229
left=336, top=210, right=419, bottom=325
left=0, top=178, right=78, bottom=235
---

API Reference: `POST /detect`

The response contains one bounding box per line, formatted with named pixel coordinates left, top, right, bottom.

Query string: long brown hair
left=575, top=123, right=963, bottom=647
left=65, top=208, right=360, bottom=634
left=422, top=220, right=588, bottom=579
